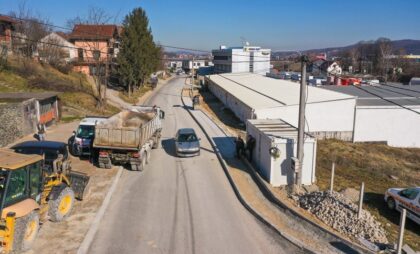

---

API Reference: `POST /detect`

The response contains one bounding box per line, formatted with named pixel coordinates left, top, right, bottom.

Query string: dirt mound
left=298, top=191, right=388, bottom=244
left=340, top=187, right=360, bottom=203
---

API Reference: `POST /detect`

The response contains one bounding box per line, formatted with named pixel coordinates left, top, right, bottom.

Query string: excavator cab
left=0, top=150, right=44, bottom=253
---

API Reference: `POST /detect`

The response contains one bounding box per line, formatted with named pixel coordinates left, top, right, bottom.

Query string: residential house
left=37, top=32, right=77, bottom=63
left=0, top=15, right=16, bottom=55
left=68, top=24, right=119, bottom=76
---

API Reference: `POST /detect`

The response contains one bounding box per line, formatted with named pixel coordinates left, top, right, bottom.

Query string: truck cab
left=69, top=117, right=107, bottom=156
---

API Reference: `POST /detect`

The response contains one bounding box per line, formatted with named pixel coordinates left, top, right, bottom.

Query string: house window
left=93, top=50, right=100, bottom=60
left=78, top=48, right=84, bottom=60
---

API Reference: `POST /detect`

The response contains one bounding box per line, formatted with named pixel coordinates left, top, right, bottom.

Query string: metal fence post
left=330, top=162, right=335, bottom=193
left=397, top=208, right=407, bottom=254
left=357, top=182, right=364, bottom=219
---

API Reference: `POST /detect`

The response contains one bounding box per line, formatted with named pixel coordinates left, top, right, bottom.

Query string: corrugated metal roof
left=320, top=85, right=420, bottom=107
left=248, top=119, right=313, bottom=140
left=207, top=73, right=355, bottom=110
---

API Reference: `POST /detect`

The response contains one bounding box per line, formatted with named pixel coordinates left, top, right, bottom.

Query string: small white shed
left=246, top=119, right=317, bottom=186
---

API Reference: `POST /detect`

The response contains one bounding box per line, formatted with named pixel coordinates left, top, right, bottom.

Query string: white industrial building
left=247, top=119, right=317, bottom=186
left=182, top=59, right=212, bottom=73
left=206, top=73, right=356, bottom=140
left=322, top=85, right=420, bottom=147
left=212, top=45, right=271, bottom=75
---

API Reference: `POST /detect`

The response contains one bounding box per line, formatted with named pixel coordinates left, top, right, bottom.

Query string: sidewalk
left=182, top=95, right=366, bottom=254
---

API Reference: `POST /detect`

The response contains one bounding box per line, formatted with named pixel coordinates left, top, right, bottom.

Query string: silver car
left=175, top=128, right=200, bottom=157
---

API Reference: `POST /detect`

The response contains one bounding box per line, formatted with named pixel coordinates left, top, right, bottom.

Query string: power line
left=3, top=13, right=278, bottom=60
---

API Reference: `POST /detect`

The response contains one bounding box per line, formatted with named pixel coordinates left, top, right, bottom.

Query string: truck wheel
left=138, top=159, right=146, bottom=172
left=105, top=163, right=112, bottom=169
left=387, top=197, right=396, bottom=210
left=99, top=162, right=105, bottom=168
left=152, top=137, right=160, bottom=149
left=49, top=187, right=75, bottom=222
left=13, top=211, right=40, bottom=252
left=146, top=151, right=151, bottom=164
left=130, top=164, right=136, bottom=171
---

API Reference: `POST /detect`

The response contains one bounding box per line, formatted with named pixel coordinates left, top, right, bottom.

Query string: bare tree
left=66, top=6, right=112, bottom=27
left=9, top=0, right=52, bottom=57
left=37, top=36, right=68, bottom=66
left=377, top=39, right=393, bottom=81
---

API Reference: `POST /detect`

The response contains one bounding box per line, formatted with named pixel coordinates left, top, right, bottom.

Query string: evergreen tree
left=117, top=8, right=159, bottom=96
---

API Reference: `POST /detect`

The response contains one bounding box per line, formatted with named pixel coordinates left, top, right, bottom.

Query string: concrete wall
left=0, top=100, right=37, bottom=147
left=353, top=106, right=420, bottom=147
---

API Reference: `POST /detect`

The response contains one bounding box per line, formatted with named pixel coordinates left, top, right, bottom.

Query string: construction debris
left=297, top=191, right=388, bottom=244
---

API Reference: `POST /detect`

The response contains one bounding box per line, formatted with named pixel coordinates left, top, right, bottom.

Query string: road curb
left=180, top=93, right=312, bottom=253
left=77, top=166, right=123, bottom=254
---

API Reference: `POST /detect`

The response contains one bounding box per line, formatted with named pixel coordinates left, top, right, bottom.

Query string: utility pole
left=296, top=55, right=309, bottom=186
left=191, top=56, right=195, bottom=96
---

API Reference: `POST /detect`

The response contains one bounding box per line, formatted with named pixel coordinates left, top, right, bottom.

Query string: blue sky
left=1, top=0, right=420, bottom=51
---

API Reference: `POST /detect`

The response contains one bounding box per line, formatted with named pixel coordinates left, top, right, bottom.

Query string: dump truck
left=93, top=106, right=164, bottom=171
left=0, top=149, right=89, bottom=253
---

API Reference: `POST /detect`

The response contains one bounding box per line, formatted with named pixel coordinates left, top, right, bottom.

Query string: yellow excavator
left=0, top=149, right=89, bottom=253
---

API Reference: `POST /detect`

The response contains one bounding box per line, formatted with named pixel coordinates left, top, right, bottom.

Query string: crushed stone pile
left=297, top=191, right=388, bottom=244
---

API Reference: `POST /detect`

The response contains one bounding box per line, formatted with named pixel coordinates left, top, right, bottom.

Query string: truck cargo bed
left=93, top=106, right=162, bottom=150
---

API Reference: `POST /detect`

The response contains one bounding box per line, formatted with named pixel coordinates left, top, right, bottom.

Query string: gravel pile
left=297, top=191, right=388, bottom=244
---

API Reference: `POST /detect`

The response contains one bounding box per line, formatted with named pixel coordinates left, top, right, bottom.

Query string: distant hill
left=273, top=39, right=420, bottom=58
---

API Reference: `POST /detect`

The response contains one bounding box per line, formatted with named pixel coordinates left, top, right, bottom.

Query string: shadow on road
left=329, top=242, right=360, bottom=254
left=173, top=104, right=192, bottom=110
left=162, top=138, right=177, bottom=157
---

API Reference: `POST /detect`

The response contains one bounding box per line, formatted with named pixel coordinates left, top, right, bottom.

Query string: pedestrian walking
left=234, top=135, right=245, bottom=158
left=37, top=123, right=46, bottom=141
left=246, top=135, right=256, bottom=162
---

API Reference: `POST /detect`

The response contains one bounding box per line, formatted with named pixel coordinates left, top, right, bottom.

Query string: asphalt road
left=88, top=77, right=301, bottom=254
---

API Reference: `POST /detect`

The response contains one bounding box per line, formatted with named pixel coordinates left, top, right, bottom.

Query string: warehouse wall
left=353, top=106, right=420, bottom=147
left=255, top=99, right=356, bottom=140
left=208, top=79, right=254, bottom=121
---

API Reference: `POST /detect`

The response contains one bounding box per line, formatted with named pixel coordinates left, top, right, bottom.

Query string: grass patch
left=316, top=139, right=420, bottom=250
left=60, top=115, right=84, bottom=123
left=118, top=85, right=152, bottom=104
left=0, top=57, right=119, bottom=118
left=60, top=92, right=119, bottom=117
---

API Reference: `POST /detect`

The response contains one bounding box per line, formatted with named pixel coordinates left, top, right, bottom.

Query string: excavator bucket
left=67, top=171, right=90, bottom=200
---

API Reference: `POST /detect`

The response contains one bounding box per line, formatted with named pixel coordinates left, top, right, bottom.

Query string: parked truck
left=93, top=106, right=164, bottom=171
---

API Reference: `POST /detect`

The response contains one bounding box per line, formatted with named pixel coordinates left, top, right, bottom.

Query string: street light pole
left=296, top=55, right=309, bottom=186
